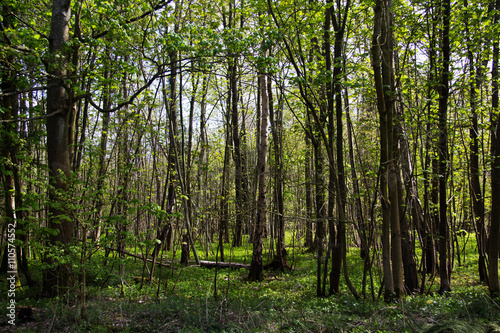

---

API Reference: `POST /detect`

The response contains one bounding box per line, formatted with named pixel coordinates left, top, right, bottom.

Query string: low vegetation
left=1, top=237, right=499, bottom=332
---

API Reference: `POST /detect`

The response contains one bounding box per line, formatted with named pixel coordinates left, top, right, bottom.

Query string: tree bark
left=269, top=81, right=286, bottom=269
left=464, top=1, right=488, bottom=282
left=488, top=0, right=500, bottom=298
left=248, top=70, right=269, bottom=282
left=43, top=0, right=75, bottom=296
left=437, top=0, right=452, bottom=294
left=371, top=0, right=394, bottom=301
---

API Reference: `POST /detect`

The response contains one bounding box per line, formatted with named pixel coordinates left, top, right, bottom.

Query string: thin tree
left=488, top=0, right=500, bottom=298
left=437, top=0, right=452, bottom=294
left=248, top=65, right=269, bottom=282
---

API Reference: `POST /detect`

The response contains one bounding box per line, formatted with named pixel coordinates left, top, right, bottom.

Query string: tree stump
left=180, top=234, right=190, bottom=266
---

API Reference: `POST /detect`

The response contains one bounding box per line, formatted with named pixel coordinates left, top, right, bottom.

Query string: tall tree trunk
left=325, top=0, right=341, bottom=295
left=304, top=123, right=314, bottom=249
left=464, top=1, right=488, bottom=282
left=248, top=69, right=269, bottom=282
left=219, top=99, right=231, bottom=262
left=371, top=0, right=394, bottom=301
left=0, top=7, right=20, bottom=284
left=269, top=81, right=286, bottom=268
left=394, top=53, right=419, bottom=293
left=394, top=109, right=420, bottom=293
left=313, top=135, right=326, bottom=296
left=346, top=104, right=367, bottom=261
left=328, top=0, right=351, bottom=295
left=437, top=0, right=451, bottom=294
left=230, top=56, right=245, bottom=248
left=43, top=0, right=75, bottom=296
left=228, top=1, right=246, bottom=247
left=93, top=53, right=112, bottom=243
left=488, top=0, right=500, bottom=298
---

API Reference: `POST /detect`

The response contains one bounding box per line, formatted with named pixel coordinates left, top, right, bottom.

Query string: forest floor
left=1, top=238, right=500, bottom=332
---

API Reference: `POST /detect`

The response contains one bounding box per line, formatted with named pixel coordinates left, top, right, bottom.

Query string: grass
left=1, top=235, right=500, bottom=332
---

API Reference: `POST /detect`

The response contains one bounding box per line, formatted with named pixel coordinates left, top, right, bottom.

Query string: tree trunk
left=248, top=69, right=269, bottom=282
left=437, top=0, right=451, bottom=294
left=488, top=0, right=500, bottom=298
left=269, top=81, right=286, bottom=269
left=43, top=0, right=75, bottom=296
left=464, top=4, right=488, bottom=282
left=93, top=53, right=111, bottom=243
left=371, top=0, right=394, bottom=301
left=328, top=0, right=351, bottom=296
left=227, top=1, right=246, bottom=247
left=304, top=123, right=314, bottom=249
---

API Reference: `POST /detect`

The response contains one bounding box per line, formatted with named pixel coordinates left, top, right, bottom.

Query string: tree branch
left=91, top=0, right=172, bottom=39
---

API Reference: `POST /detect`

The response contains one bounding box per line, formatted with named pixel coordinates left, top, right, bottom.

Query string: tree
left=464, top=0, right=488, bottom=283
left=248, top=62, right=269, bottom=282
left=43, top=0, right=76, bottom=296
left=437, top=0, right=452, bottom=294
left=371, top=0, right=404, bottom=300
left=489, top=0, right=500, bottom=298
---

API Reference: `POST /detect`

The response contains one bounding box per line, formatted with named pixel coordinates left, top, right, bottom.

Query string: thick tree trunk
left=43, top=0, right=75, bottom=296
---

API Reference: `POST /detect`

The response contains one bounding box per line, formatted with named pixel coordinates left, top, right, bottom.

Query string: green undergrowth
left=1, top=237, right=500, bottom=332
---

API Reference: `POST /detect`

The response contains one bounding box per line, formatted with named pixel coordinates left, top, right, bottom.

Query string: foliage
left=0, top=0, right=500, bottom=329
left=1, top=238, right=500, bottom=332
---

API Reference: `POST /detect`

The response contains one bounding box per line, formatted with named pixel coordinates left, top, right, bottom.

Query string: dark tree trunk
left=394, top=53, right=419, bottom=293
left=304, top=124, right=314, bottom=249
left=43, top=0, right=75, bottom=296
left=269, top=81, right=286, bottom=270
left=229, top=10, right=245, bottom=247
left=437, top=0, right=451, bottom=294
left=371, top=0, right=394, bottom=300
left=464, top=4, right=488, bottom=282
left=248, top=70, right=269, bottom=282
left=488, top=0, right=500, bottom=298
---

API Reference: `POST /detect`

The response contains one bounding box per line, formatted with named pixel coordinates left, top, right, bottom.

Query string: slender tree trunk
left=313, top=135, right=326, bottom=296
left=228, top=1, right=246, bottom=247
left=393, top=50, right=419, bottom=293
left=488, top=0, right=500, bottom=298
left=219, top=104, right=231, bottom=262
left=248, top=69, right=269, bottom=282
left=269, top=82, right=286, bottom=268
left=304, top=124, right=314, bottom=249
left=93, top=54, right=111, bottom=243
left=346, top=104, right=367, bottom=260
left=230, top=56, right=245, bottom=248
left=464, top=4, right=488, bottom=282
left=371, top=0, right=394, bottom=301
left=437, top=0, right=451, bottom=294
left=324, top=0, right=341, bottom=295
left=379, top=0, right=404, bottom=298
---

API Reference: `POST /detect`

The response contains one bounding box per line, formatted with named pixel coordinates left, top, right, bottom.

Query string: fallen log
left=106, top=248, right=173, bottom=268
left=196, top=260, right=250, bottom=269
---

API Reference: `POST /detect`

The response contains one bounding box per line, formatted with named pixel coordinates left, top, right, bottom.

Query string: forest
left=1, top=0, right=500, bottom=331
